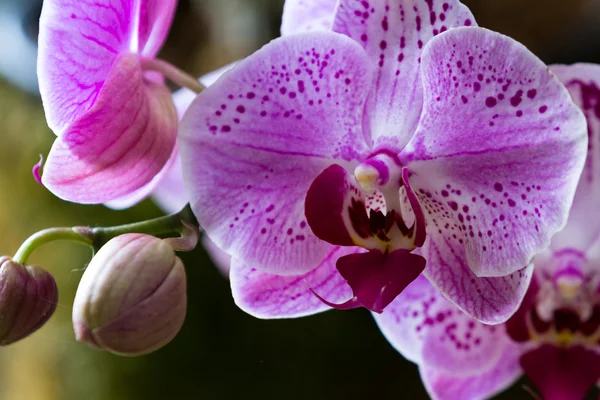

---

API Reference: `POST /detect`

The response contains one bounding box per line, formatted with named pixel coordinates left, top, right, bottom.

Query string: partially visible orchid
left=37, top=0, right=202, bottom=205
left=373, top=63, right=600, bottom=400
left=178, top=0, right=587, bottom=322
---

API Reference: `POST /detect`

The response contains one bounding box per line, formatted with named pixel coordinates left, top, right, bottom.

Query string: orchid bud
left=0, top=257, right=58, bottom=345
left=73, top=234, right=186, bottom=356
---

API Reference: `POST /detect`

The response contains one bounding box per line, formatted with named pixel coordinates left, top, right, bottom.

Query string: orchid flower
left=373, top=63, right=600, bottom=400
left=178, top=0, right=587, bottom=323
left=37, top=0, right=202, bottom=205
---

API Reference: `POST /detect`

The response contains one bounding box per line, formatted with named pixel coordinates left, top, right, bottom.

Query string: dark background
left=0, top=0, right=598, bottom=399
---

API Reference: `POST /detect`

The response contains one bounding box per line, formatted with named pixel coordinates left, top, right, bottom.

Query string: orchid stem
left=13, top=227, right=94, bottom=265
left=140, top=57, right=205, bottom=94
left=12, top=204, right=199, bottom=265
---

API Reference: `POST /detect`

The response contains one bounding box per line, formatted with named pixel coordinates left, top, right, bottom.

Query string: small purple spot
left=485, top=97, right=497, bottom=108
left=539, top=105, right=548, bottom=114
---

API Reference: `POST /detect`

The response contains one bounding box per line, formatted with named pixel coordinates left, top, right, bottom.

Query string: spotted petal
left=151, top=63, right=238, bottom=213
left=423, top=234, right=533, bottom=323
left=179, top=32, right=373, bottom=275
left=38, top=0, right=176, bottom=134
left=420, top=342, right=522, bottom=400
left=549, top=64, right=600, bottom=253
left=332, top=0, right=475, bottom=149
left=230, top=246, right=356, bottom=318
left=281, top=0, right=338, bottom=36
left=402, top=27, right=587, bottom=278
left=42, top=54, right=178, bottom=203
left=374, top=274, right=517, bottom=373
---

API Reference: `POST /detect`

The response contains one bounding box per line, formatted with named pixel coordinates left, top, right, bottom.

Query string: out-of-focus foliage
left=0, top=0, right=598, bottom=399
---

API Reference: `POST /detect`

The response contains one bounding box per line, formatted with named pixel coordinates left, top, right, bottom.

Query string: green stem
left=13, top=227, right=94, bottom=265
left=13, top=204, right=199, bottom=265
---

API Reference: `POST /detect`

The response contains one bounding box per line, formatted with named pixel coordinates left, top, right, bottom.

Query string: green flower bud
left=0, top=257, right=58, bottom=345
left=73, top=234, right=187, bottom=356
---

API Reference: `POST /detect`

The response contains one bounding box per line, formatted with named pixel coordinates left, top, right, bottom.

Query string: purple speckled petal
left=373, top=274, right=515, bottom=374
left=281, top=0, right=338, bottom=36
left=332, top=0, right=475, bottom=149
left=549, top=64, right=600, bottom=253
left=179, top=32, right=373, bottom=275
left=230, top=246, right=357, bottom=318
left=42, top=54, right=178, bottom=203
left=420, top=341, right=522, bottom=400
left=422, top=233, right=533, bottom=323
left=151, top=63, right=238, bottom=213
left=403, top=27, right=587, bottom=278
left=38, top=0, right=176, bottom=134
left=152, top=61, right=238, bottom=212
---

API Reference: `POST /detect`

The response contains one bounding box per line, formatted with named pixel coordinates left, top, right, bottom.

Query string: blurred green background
left=0, top=0, right=599, bottom=399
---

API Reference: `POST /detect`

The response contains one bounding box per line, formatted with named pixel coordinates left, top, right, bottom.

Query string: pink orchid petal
left=150, top=63, right=239, bottom=213
left=281, top=0, right=338, bottom=36
left=520, top=345, right=600, bottom=400
left=549, top=64, right=600, bottom=253
left=333, top=0, right=475, bottom=149
left=179, top=32, right=374, bottom=275
left=423, top=233, right=534, bottom=323
left=202, top=235, right=231, bottom=277
left=42, top=53, right=178, bottom=203
left=38, top=0, right=176, bottom=134
left=230, top=246, right=357, bottom=319
left=420, top=341, right=522, bottom=400
left=137, top=0, right=178, bottom=57
left=373, top=274, right=516, bottom=375
left=504, top=275, right=540, bottom=343
left=403, top=27, right=587, bottom=278
left=105, top=145, right=179, bottom=210
left=150, top=151, right=188, bottom=213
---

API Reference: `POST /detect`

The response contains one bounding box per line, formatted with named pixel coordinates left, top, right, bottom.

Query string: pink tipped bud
left=0, top=257, right=58, bottom=345
left=73, top=234, right=186, bottom=356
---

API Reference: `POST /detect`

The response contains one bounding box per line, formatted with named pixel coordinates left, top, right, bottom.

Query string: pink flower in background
left=38, top=0, right=181, bottom=204
left=178, top=0, right=586, bottom=321
left=373, top=64, right=600, bottom=399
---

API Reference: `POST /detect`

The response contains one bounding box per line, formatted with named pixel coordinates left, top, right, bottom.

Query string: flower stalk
left=12, top=204, right=199, bottom=265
